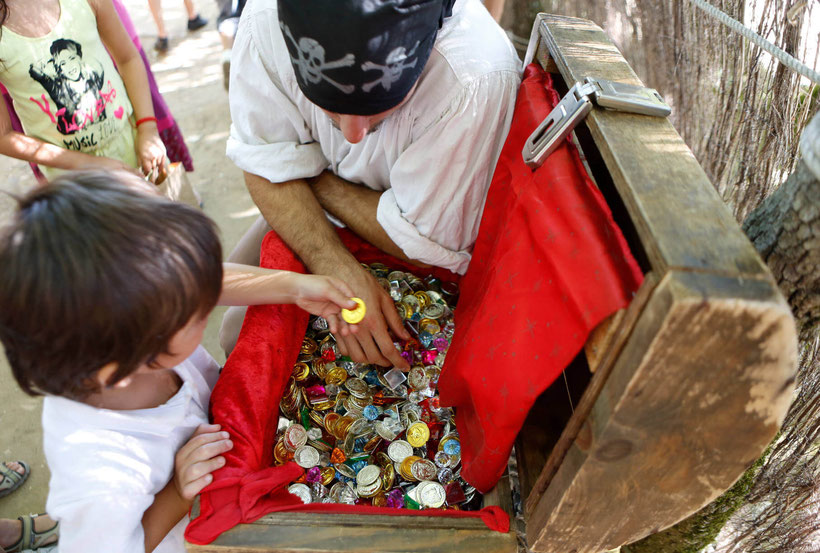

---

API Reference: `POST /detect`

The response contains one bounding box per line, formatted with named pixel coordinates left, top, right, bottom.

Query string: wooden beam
left=188, top=516, right=517, bottom=553
left=525, top=270, right=797, bottom=553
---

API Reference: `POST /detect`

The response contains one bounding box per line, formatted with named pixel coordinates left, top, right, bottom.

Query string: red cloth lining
left=185, top=63, right=642, bottom=544
left=439, top=65, right=643, bottom=491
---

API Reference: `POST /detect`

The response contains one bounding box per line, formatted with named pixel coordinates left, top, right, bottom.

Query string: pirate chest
left=187, top=14, right=797, bottom=553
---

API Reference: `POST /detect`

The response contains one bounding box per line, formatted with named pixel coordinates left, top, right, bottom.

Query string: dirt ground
left=0, top=0, right=254, bottom=522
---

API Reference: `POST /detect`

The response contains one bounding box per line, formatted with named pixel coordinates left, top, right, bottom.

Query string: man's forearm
left=244, top=171, right=357, bottom=274
left=310, top=171, right=428, bottom=266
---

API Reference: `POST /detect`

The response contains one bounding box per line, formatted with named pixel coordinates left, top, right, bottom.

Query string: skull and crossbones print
left=281, top=23, right=355, bottom=94
left=361, top=43, right=420, bottom=93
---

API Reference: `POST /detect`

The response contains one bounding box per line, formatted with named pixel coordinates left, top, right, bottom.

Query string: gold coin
left=321, top=466, right=336, bottom=486
left=406, top=422, right=431, bottom=447
left=325, top=366, right=348, bottom=386
left=414, top=291, right=431, bottom=309
left=341, top=297, right=366, bottom=324
left=400, top=455, right=421, bottom=480
left=292, top=362, right=310, bottom=381
left=301, top=337, right=318, bottom=355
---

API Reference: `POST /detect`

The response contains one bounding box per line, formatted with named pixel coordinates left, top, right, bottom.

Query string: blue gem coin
left=363, top=370, right=381, bottom=386
left=419, top=331, right=434, bottom=348
left=363, top=405, right=380, bottom=420
left=443, top=440, right=461, bottom=456
left=352, top=460, right=367, bottom=473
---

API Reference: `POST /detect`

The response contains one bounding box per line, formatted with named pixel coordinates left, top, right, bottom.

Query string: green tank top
left=0, top=0, right=133, bottom=155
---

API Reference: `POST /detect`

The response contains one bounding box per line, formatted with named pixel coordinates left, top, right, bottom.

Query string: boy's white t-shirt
left=42, top=346, right=220, bottom=553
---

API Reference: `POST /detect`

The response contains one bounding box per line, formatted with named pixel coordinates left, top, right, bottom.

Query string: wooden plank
left=525, top=270, right=797, bottom=553
left=188, top=474, right=517, bottom=553
left=187, top=511, right=518, bottom=553
left=585, top=310, right=626, bottom=373
left=523, top=273, right=658, bottom=513
left=536, top=15, right=769, bottom=278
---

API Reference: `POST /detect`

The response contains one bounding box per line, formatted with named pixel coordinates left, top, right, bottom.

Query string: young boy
left=0, top=170, right=357, bottom=552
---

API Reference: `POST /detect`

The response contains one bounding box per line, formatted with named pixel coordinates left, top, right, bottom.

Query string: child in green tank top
left=0, top=0, right=166, bottom=180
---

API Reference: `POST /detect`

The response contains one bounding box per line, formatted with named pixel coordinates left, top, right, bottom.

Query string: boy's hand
left=135, top=123, right=167, bottom=183
left=173, top=424, right=232, bottom=502
left=321, top=262, right=411, bottom=369
left=292, top=274, right=359, bottom=337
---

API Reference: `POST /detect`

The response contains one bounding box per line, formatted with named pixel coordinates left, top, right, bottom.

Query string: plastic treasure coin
left=341, top=297, right=366, bottom=324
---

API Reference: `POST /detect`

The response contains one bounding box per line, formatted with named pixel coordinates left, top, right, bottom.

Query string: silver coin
left=348, top=417, right=374, bottom=437
left=287, top=483, right=312, bottom=504
left=355, top=464, right=381, bottom=487
left=345, top=377, right=369, bottom=398
left=423, top=304, right=446, bottom=320
left=334, top=463, right=356, bottom=479
left=374, top=420, right=400, bottom=441
left=411, top=459, right=437, bottom=481
left=285, top=424, right=308, bottom=450
left=294, top=445, right=320, bottom=468
left=437, top=467, right=455, bottom=484
left=407, top=366, right=430, bottom=390
left=387, top=440, right=414, bottom=463
left=418, top=481, right=446, bottom=508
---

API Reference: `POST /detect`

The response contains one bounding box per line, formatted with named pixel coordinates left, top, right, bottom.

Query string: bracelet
left=135, top=116, right=158, bottom=128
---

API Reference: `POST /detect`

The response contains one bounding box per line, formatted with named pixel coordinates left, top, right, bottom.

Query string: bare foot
left=1, top=462, right=24, bottom=477
left=0, top=514, right=58, bottom=550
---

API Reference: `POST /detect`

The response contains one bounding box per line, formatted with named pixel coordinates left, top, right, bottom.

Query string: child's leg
left=147, top=0, right=168, bottom=39
left=183, top=0, right=197, bottom=19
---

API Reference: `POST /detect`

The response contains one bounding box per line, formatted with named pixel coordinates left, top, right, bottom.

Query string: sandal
left=4, top=514, right=59, bottom=553
left=0, top=462, right=29, bottom=498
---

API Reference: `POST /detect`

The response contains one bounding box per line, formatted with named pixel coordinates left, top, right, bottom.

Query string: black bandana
left=278, top=0, right=456, bottom=116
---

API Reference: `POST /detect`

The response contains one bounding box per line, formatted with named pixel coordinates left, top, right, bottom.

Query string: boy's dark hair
left=50, top=38, right=82, bottom=58
left=0, top=171, right=223, bottom=399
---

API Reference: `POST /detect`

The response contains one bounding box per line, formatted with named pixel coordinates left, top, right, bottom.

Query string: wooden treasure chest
left=188, top=14, right=797, bottom=553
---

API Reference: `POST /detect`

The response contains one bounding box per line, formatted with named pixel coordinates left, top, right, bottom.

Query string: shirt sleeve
left=50, top=493, right=154, bottom=553
left=377, top=70, right=520, bottom=275
left=225, top=10, right=329, bottom=183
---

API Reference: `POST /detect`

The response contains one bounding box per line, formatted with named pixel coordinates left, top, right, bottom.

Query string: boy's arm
left=219, top=263, right=358, bottom=336
left=0, top=104, right=137, bottom=174
left=142, top=424, right=231, bottom=553
left=91, top=0, right=165, bottom=178
left=141, top=478, right=192, bottom=553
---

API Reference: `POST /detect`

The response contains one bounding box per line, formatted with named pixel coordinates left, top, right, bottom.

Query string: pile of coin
left=275, top=263, right=481, bottom=511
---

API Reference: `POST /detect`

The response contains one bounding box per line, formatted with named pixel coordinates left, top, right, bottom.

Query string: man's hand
left=135, top=123, right=167, bottom=182
left=173, top=424, right=232, bottom=501
left=326, top=262, right=411, bottom=369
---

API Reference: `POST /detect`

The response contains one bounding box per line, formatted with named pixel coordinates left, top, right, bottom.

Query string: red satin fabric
left=439, top=64, right=643, bottom=492
left=185, top=63, right=642, bottom=544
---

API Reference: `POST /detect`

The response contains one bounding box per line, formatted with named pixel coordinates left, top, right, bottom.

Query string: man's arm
left=245, top=171, right=356, bottom=276
left=245, top=171, right=410, bottom=368
left=309, top=170, right=430, bottom=267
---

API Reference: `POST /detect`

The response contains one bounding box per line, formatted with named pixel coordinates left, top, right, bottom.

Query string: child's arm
left=142, top=424, right=232, bottom=553
left=220, top=263, right=359, bottom=335
left=0, top=104, right=139, bottom=174
left=91, top=0, right=166, bottom=180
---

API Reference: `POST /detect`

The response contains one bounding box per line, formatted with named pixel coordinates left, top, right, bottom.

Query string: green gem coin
left=301, top=407, right=311, bottom=430
left=404, top=494, right=421, bottom=510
